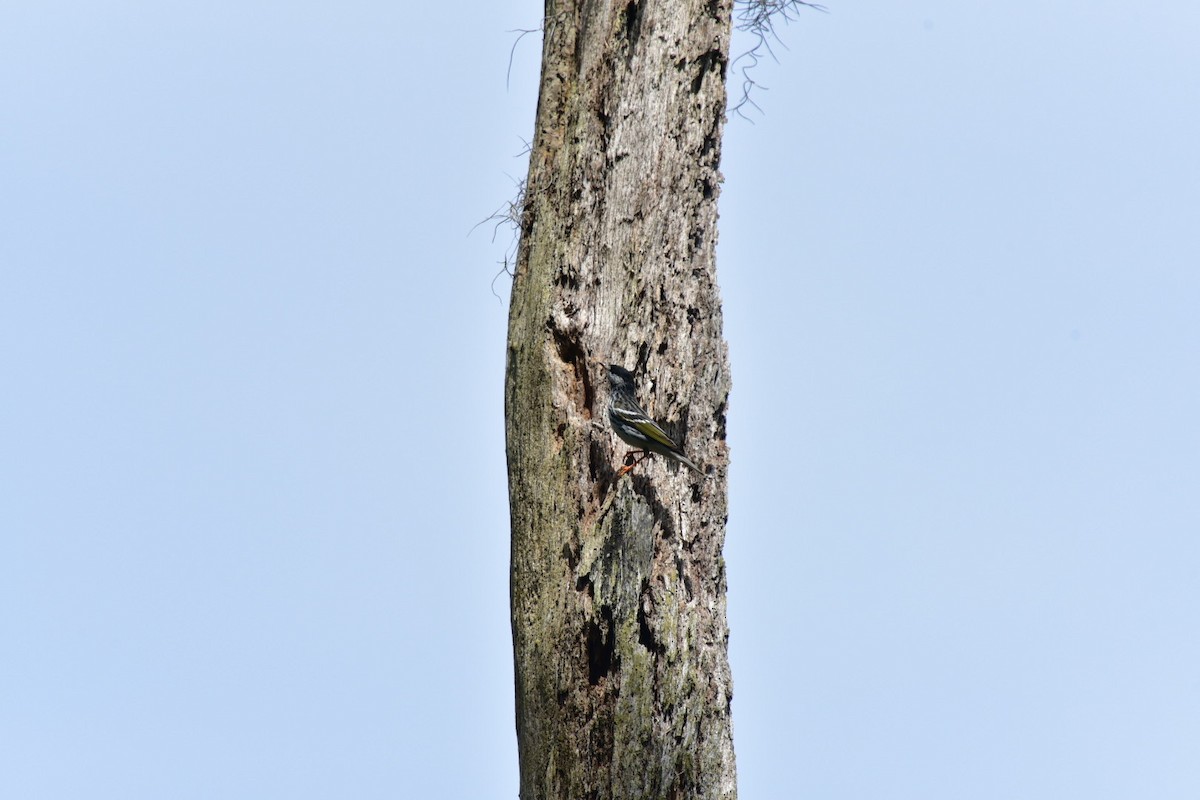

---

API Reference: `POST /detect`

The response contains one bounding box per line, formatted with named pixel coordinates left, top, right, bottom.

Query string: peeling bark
left=505, top=1, right=736, bottom=798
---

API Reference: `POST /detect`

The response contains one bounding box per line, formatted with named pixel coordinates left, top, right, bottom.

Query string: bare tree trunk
left=505, top=1, right=735, bottom=798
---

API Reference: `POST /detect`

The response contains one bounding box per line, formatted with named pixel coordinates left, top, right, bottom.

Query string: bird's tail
left=672, top=451, right=704, bottom=475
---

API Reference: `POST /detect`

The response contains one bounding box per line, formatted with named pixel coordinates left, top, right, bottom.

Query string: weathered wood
left=506, top=1, right=735, bottom=797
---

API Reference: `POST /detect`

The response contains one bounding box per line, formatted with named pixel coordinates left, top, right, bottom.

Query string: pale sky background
left=3, top=2, right=1198, bottom=798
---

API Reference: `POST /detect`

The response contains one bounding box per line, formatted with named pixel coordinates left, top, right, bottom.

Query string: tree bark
left=505, top=1, right=735, bottom=798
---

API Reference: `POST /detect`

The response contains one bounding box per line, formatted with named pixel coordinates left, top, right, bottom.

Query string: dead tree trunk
left=505, top=1, right=735, bottom=798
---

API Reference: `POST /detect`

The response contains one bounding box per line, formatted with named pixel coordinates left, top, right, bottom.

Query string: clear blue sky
left=3, top=2, right=1198, bottom=798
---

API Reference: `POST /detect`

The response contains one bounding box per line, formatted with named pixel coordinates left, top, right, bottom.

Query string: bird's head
left=607, top=364, right=636, bottom=391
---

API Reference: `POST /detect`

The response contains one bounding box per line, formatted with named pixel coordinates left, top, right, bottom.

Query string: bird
left=607, top=364, right=703, bottom=477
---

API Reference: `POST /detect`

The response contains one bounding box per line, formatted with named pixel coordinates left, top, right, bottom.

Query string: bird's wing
left=634, top=417, right=681, bottom=450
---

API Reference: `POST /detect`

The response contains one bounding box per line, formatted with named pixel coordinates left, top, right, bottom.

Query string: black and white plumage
left=607, top=364, right=702, bottom=475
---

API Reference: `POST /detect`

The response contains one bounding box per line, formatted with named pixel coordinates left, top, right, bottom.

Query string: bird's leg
left=616, top=450, right=649, bottom=478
